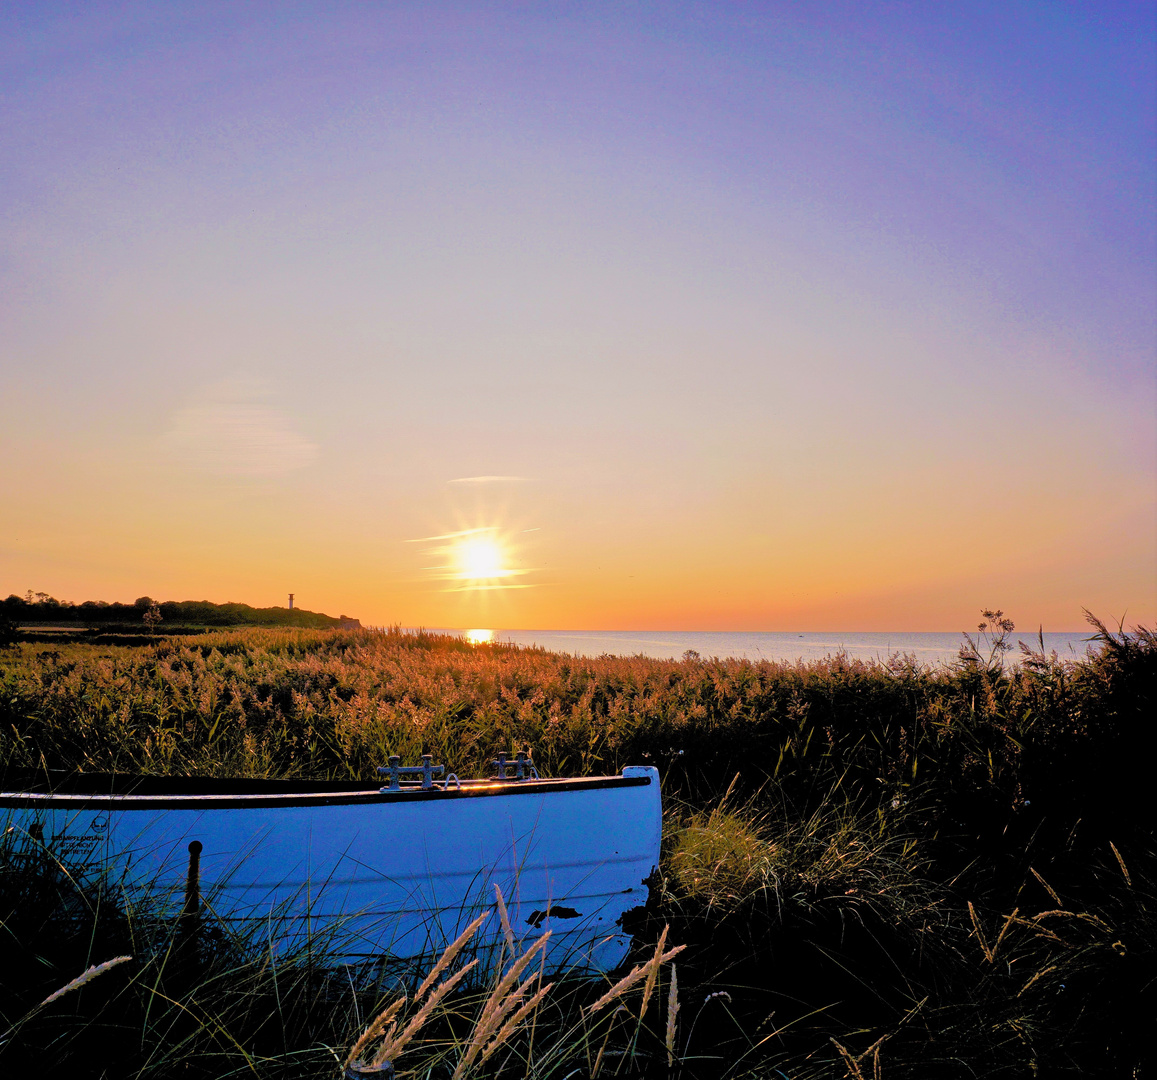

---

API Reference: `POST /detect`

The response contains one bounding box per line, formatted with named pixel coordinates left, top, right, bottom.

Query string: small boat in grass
left=0, top=754, right=661, bottom=977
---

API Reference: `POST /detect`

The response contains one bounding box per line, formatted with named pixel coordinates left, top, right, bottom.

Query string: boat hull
left=0, top=768, right=661, bottom=976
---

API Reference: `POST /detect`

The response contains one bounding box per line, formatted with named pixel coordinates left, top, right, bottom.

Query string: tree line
left=1, top=592, right=357, bottom=629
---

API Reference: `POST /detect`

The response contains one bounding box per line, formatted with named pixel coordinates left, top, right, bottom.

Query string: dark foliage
left=1, top=592, right=355, bottom=631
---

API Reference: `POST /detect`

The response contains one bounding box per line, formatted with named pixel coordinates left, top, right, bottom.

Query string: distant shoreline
left=399, top=627, right=1100, bottom=667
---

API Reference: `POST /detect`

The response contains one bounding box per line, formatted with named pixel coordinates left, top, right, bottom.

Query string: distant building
left=288, top=593, right=294, bottom=610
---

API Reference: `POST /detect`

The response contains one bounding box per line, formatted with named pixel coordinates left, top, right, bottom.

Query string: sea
left=425, top=629, right=1099, bottom=668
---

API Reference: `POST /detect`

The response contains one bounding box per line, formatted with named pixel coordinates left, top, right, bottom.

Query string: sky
left=1, top=1, right=1154, bottom=631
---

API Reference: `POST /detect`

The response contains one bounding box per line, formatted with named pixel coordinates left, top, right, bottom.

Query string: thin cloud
left=405, top=527, right=496, bottom=543
left=443, top=582, right=539, bottom=592
left=447, top=476, right=531, bottom=484
left=162, top=402, right=317, bottom=477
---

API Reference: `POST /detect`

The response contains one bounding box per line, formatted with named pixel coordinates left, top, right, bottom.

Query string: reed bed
left=0, top=614, right=1152, bottom=1077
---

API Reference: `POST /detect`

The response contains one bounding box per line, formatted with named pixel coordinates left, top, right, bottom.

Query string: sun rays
left=407, top=527, right=534, bottom=592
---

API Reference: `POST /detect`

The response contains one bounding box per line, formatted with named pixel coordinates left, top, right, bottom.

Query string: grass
left=0, top=614, right=1153, bottom=1077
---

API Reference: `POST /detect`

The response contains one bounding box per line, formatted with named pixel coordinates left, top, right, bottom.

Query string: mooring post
left=184, top=841, right=202, bottom=913
left=181, top=840, right=203, bottom=939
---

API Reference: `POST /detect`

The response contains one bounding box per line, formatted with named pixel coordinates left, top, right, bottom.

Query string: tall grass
left=0, top=614, right=1152, bottom=1076
left=0, top=820, right=686, bottom=1080
left=2, top=618, right=1149, bottom=804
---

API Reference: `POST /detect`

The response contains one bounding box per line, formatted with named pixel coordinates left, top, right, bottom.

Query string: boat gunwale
left=0, top=773, right=652, bottom=811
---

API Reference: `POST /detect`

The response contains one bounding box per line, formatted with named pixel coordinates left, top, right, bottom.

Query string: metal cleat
left=377, top=754, right=445, bottom=792
left=491, top=749, right=539, bottom=781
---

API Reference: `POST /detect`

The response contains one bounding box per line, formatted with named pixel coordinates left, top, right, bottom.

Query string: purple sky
left=1, top=3, right=1154, bottom=629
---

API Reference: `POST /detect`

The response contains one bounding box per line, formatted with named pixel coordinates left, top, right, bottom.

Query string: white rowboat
left=0, top=764, right=661, bottom=977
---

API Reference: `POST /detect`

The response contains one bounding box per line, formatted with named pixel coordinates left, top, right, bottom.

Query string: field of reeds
left=0, top=614, right=1153, bottom=1078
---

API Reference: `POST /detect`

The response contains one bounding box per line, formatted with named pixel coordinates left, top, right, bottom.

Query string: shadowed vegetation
left=0, top=614, right=1152, bottom=1077
left=2, top=591, right=357, bottom=636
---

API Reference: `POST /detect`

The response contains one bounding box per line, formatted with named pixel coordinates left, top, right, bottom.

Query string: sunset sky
left=2, top=3, right=1154, bottom=631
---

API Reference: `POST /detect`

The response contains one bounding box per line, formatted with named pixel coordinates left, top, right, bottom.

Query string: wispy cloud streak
left=161, top=377, right=317, bottom=477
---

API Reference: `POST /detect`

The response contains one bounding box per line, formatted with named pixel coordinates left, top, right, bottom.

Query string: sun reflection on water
left=465, top=629, right=494, bottom=645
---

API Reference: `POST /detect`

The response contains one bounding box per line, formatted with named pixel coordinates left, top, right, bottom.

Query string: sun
left=454, top=536, right=508, bottom=580
left=410, top=525, right=531, bottom=591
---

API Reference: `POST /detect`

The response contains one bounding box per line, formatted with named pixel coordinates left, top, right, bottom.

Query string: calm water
left=431, top=629, right=1098, bottom=667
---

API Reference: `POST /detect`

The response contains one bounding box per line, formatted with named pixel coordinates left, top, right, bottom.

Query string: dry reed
left=38, top=955, right=132, bottom=1008
left=373, top=960, right=479, bottom=1065
left=476, top=980, right=554, bottom=1067
left=637, top=924, right=669, bottom=1024
left=493, top=883, right=516, bottom=959
left=343, top=996, right=406, bottom=1071
left=665, top=962, right=679, bottom=1067
left=346, top=910, right=490, bottom=1071
left=588, top=927, right=684, bottom=1014
left=1109, top=841, right=1133, bottom=888
left=414, top=911, right=490, bottom=1002
left=453, top=933, right=552, bottom=1079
